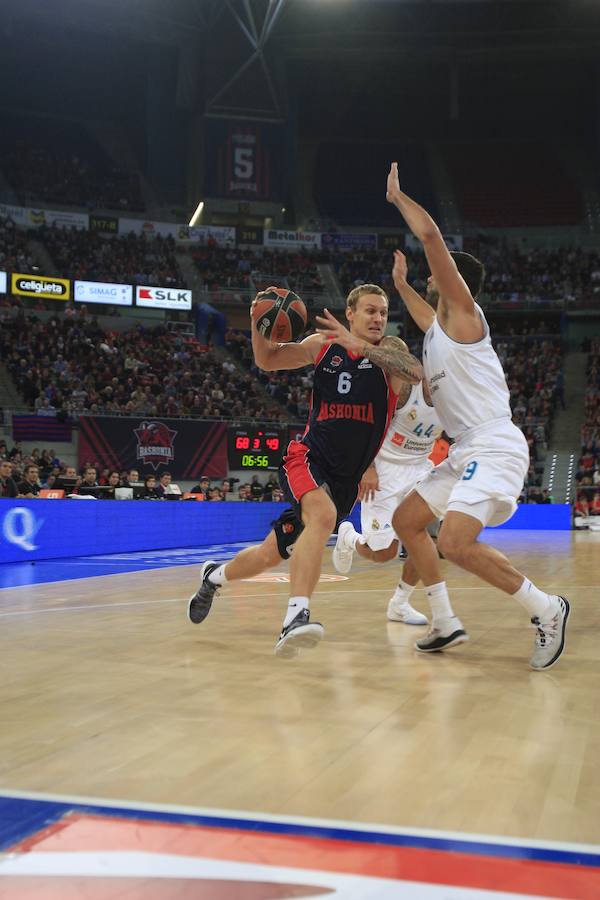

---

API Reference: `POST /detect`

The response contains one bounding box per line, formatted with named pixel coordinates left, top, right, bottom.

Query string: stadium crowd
left=39, top=226, right=183, bottom=289
left=331, top=239, right=600, bottom=309
left=575, top=336, right=600, bottom=517
left=0, top=305, right=285, bottom=422
left=191, top=244, right=326, bottom=303
left=1, top=142, right=144, bottom=212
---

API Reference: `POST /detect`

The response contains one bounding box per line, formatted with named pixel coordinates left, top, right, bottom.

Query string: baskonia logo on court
left=134, top=421, right=178, bottom=470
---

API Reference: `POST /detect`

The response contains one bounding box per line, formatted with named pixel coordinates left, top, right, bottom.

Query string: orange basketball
left=253, top=287, right=308, bottom=342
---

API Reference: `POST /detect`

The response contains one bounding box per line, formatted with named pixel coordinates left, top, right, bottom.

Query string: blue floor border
left=1, top=795, right=599, bottom=868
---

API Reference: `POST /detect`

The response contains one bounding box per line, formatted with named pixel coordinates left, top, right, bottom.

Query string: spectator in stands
left=36, top=398, right=57, bottom=417
left=220, top=478, right=232, bottom=500
left=238, top=483, right=251, bottom=501
left=17, top=464, right=41, bottom=498
left=142, top=474, right=160, bottom=499
left=156, top=471, right=173, bottom=498
left=79, top=466, right=98, bottom=496
left=249, top=476, right=264, bottom=501
left=207, top=487, right=224, bottom=501
left=190, top=476, right=210, bottom=497
left=0, top=459, right=18, bottom=498
left=104, top=471, right=121, bottom=499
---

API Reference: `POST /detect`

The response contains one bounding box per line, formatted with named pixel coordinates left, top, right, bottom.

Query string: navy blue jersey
left=299, top=342, right=397, bottom=480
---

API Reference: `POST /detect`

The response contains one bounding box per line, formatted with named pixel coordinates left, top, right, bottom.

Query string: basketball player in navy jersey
left=188, top=286, right=423, bottom=657
left=385, top=162, right=569, bottom=670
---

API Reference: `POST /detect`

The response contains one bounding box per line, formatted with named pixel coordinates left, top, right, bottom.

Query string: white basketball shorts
left=414, top=419, right=529, bottom=527
left=361, top=457, right=434, bottom=550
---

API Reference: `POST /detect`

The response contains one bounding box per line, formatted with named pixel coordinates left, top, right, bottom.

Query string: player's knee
left=392, top=507, right=414, bottom=540
left=437, top=532, right=469, bottom=564
left=305, top=505, right=336, bottom=536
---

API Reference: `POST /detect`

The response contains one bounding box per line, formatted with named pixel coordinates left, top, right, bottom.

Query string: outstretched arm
left=386, top=163, right=476, bottom=316
left=392, top=249, right=435, bottom=334
left=315, top=310, right=423, bottom=386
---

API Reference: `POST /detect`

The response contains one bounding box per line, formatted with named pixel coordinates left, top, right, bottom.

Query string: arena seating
left=443, top=142, right=583, bottom=227
left=314, top=142, right=438, bottom=227
left=39, top=226, right=183, bottom=288
left=575, top=336, right=600, bottom=514
left=0, top=307, right=284, bottom=422
left=0, top=215, right=38, bottom=274
left=192, top=245, right=326, bottom=307
left=0, top=113, right=144, bottom=212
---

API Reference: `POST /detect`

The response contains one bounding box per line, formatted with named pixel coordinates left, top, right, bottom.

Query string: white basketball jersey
left=422, top=303, right=512, bottom=440
left=377, top=382, right=443, bottom=463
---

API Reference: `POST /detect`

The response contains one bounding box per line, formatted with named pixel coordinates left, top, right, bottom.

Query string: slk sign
left=135, top=285, right=192, bottom=311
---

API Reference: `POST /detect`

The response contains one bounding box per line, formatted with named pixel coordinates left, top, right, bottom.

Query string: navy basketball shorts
left=278, top=440, right=360, bottom=533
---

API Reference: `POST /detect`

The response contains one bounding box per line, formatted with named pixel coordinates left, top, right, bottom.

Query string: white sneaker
left=332, top=521, right=356, bottom=574
left=529, top=596, right=570, bottom=670
left=415, top=616, right=469, bottom=652
left=387, top=596, right=428, bottom=626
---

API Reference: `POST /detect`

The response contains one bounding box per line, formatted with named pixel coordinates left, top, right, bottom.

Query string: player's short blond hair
left=346, top=283, right=389, bottom=312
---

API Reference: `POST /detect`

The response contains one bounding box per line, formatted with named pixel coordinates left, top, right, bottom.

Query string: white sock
left=343, top=526, right=359, bottom=550
left=207, top=564, right=228, bottom=586
left=283, top=596, right=309, bottom=627
left=512, top=577, right=553, bottom=620
left=393, top=580, right=416, bottom=604
left=425, top=581, right=454, bottom=622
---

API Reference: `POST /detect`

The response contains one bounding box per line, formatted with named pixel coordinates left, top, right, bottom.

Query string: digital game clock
left=227, top=427, right=285, bottom=470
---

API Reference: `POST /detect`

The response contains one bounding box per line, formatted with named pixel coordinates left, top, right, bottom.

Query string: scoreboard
left=227, top=427, right=285, bottom=470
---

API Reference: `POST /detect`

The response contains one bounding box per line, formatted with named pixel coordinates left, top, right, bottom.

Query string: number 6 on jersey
left=337, top=372, right=352, bottom=394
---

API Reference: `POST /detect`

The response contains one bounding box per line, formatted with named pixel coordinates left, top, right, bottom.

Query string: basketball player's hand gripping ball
left=251, top=287, right=307, bottom=342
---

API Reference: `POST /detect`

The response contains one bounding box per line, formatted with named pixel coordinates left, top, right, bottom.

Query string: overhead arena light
left=189, top=200, right=204, bottom=227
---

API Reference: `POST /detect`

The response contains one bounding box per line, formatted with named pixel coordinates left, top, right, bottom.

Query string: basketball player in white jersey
left=385, top=162, right=569, bottom=670
left=332, top=376, right=443, bottom=626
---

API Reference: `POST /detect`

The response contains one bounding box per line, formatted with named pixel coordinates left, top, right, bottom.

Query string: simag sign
left=74, top=280, right=133, bottom=306
left=135, top=285, right=192, bottom=311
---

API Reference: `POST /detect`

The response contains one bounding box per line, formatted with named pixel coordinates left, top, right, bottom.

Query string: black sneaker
left=415, top=616, right=469, bottom=652
left=187, top=561, right=219, bottom=624
left=274, top=608, right=325, bottom=659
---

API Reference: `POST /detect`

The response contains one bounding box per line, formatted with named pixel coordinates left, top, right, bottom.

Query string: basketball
left=253, top=287, right=308, bottom=342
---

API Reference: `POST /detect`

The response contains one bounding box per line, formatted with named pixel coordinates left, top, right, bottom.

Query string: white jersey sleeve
left=377, top=382, right=443, bottom=464
left=422, top=303, right=512, bottom=440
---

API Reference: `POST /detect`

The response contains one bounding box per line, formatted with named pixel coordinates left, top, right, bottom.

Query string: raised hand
left=386, top=162, right=401, bottom=204
left=392, top=249, right=408, bottom=287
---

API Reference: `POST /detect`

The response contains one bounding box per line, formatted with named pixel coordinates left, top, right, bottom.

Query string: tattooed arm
left=361, top=335, right=423, bottom=385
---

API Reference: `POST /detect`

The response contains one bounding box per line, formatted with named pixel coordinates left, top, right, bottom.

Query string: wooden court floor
left=0, top=529, right=598, bottom=848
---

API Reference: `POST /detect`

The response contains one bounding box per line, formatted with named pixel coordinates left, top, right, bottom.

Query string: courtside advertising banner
left=321, top=233, right=377, bottom=250
left=12, top=273, right=70, bottom=301
left=0, top=203, right=27, bottom=226
left=74, top=280, right=133, bottom=306
left=135, top=285, right=192, bottom=311
left=0, top=271, right=6, bottom=293
left=264, top=229, right=322, bottom=249
left=26, top=208, right=89, bottom=230
left=176, top=225, right=236, bottom=246
left=119, top=218, right=180, bottom=239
